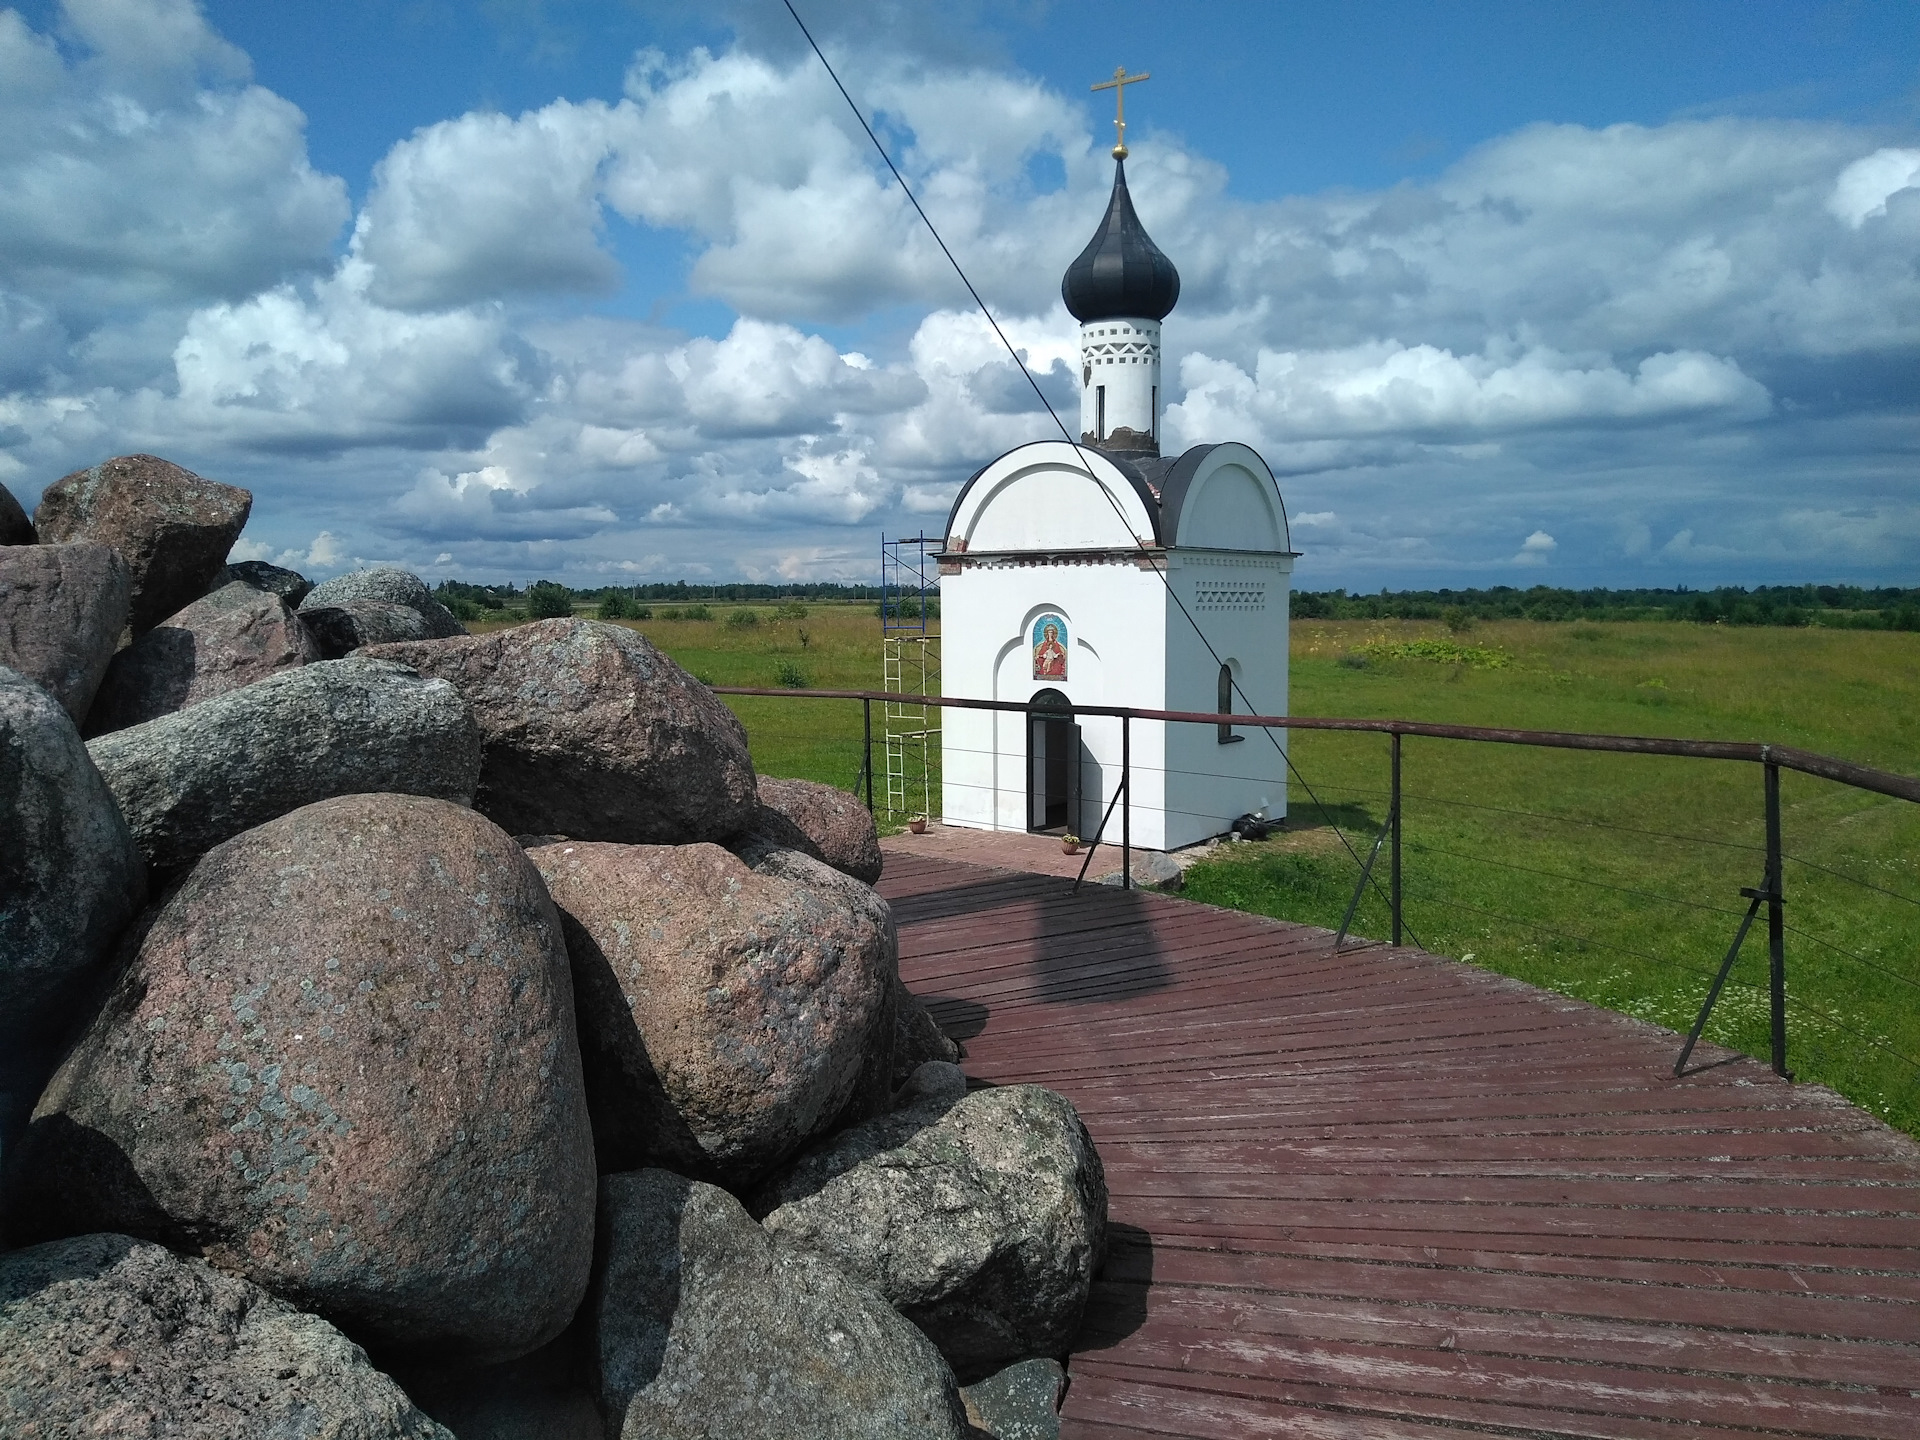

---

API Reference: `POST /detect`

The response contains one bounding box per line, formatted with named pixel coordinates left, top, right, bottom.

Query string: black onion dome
left=1061, top=159, right=1180, bottom=323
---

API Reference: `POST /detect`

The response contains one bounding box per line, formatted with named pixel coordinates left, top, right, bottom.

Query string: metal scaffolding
left=879, top=534, right=939, bottom=823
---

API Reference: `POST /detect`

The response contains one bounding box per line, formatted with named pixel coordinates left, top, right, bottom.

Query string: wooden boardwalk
left=876, top=851, right=1920, bottom=1440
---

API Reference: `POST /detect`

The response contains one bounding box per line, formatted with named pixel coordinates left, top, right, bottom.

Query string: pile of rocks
left=0, top=458, right=1107, bottom=1439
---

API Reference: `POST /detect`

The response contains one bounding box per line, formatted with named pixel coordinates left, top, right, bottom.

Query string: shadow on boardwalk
left=886, top=864, right=1172, bottom=1008
left=879, top=849, right=1920, bottom=1440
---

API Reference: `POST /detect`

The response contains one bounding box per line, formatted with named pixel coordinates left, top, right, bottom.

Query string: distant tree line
left=1289, top=584, right=1920, bottom=631
left=442, top=579, right=888, bottom=601
left=431, top=578, right=929, bottom=624
left=435, top=579, right=888, bottom=604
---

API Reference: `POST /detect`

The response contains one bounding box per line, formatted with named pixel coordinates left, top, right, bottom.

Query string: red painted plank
left=1089, top=1247, right=1920, bottom=1346
left=1100, top=1219, right=1920, bottom=1280
left=1070, top=1100, right=1883, bottom=1143
left=1076, top=1281, right=1920, bottom=1387
left=1064, top=1359, right=1918, bottom=1440
left=1130, top=1230, right=1920, bottom=1301
left=1093, top=1131, right=1917, bottom=1168
left=1101, top=1168, right=1920, bottom=1216
left=1102, top=1192, right=1920, bottom=1248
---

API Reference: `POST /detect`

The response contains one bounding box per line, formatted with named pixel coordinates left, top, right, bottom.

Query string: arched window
left=1217, top=663, right=1241, bottom=744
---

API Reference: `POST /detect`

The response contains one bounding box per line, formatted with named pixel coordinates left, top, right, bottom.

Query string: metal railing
left=714, top=685, right=1920, bottom=1086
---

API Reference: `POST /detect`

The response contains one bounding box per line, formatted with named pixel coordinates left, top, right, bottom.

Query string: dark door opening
left=1027, top=688, right=1081, bottom=833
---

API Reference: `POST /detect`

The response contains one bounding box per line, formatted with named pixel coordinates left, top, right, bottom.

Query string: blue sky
left=1, top=0, right=1916, bottom=589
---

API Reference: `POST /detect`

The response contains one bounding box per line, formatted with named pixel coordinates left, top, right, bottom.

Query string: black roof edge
left=1155, top=442, right=1292, bottom=553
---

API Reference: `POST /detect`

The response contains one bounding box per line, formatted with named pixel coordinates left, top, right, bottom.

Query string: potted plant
left=907, top=815, right=928, bottom=835
left=1061, top=833, right=1081, bottom=854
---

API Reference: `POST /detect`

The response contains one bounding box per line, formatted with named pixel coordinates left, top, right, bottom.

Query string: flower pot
left=908, top=817, right=928, bottom=834
left=1061, top=839, right=1079, bottom=854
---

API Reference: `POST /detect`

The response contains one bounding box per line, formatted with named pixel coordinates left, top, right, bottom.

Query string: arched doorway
left=1027, top=688, right=1081, bottom=833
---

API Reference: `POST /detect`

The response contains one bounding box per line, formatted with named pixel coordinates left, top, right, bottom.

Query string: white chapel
left=939, top=126, right=1297, bottom=852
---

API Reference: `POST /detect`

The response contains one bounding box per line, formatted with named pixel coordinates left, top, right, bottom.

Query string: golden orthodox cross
left=1091, top=65, right=1149, bottom=159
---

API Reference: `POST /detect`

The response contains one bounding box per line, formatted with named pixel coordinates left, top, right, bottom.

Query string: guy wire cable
left=782, top=0, right=1417, bottom=942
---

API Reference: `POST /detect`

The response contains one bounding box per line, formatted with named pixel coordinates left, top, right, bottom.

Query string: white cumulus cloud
left=0, top=2, right=347, bottom=314
left=1167, top=342, right=1770, bottom=452
left=355, top=100, right=626, bottom=311
left=171, top=260, right=539, bottom=452
left=1828, top=148, right=1920, bottom=228
left=1514, top=529, right=1557, bottom=566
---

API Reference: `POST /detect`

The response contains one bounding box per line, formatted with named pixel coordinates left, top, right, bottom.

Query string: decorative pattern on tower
left=1065, top=159, right=1181, bottom=456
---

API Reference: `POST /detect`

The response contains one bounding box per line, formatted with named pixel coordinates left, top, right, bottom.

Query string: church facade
left=938, top=156, right=1297, bottom=852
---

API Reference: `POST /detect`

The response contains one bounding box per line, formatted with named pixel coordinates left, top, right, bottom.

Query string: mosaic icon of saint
left=1032, top=615, right=1068, bottom=680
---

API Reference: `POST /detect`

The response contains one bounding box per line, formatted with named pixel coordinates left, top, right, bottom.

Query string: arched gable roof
left=943, top=440, right=1293, bottom=556
left=1156, top=442, right=1293, bottom=553
left=943, top=441, right=1165, bottom=552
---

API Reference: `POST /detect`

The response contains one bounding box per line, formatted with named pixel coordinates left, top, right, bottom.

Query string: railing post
left=1765, top=756, right=1789, bottom=1079
left=1675, top=892, right=1764, bottom=1078
left=863, top=698, right=874, bottom=815
left=1334, top=813, right=1393, bottom=953
left=1391, top=730, right=1403, bottom=947
left=1122, top=713, right=1131, bottom=891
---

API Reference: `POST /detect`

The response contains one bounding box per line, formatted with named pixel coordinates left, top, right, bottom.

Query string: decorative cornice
left=937, top=547, right=1165, bottom=572
left=939, top=546, right=1292, bottom=574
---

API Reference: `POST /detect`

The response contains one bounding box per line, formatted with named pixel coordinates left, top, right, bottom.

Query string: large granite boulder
left=300, top=567, right=465, bottom=639
left=0, top=1233, right=453, bottom=1439
left=33, top=454, right=251, bottom=634
left=0, top=668, right=145, bottom=1171
left=5, top=794, right=597, bottom=1362
left=527, top=841, right=895, bottom=1186
left=593, top=1169, right=971, bottom=1440
left=363, top=620, right=756, bottom=845
left=301, top=600, right=439, bottom=658
left=756, top=776, right=883, bottom=884
left=0, top=481, right=32, bottom=544
left=220, top=558, right=313, bottom=606
left=86, top=580, right=321, bottom=733
left=86, top=657, right=481, bottom=872
left=893, top=979, right=962, bottom=1087
left=0, top=541, right=130, bottom=722
left=756, top=1063, right=1108, bottom=1383
left=736, top=841, right=899, bottom=1133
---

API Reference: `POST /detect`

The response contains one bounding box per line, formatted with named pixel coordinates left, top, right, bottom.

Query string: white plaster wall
left=1079, top=317, right=1160, bottom=442
left=1162, top=551, right=1294, bottom=848
left=940, top=560, right=1170, bottom=848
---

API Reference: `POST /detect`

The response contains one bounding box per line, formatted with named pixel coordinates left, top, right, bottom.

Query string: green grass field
left=491, top=606, right=1920, bottom=1136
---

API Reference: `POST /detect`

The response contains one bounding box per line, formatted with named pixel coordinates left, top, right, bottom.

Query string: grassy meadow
left=486, top=604, right=1920, bottom=1136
